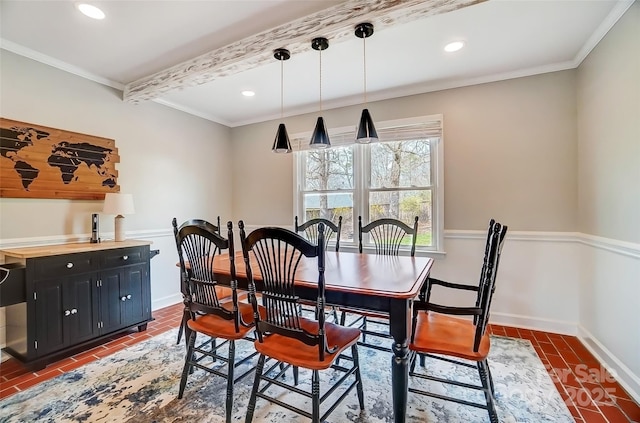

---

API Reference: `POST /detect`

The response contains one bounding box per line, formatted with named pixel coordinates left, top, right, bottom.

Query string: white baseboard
left=577, top=325, right=640, bottom=404
left=491, top=312, right=577, bottom=336
left=152, top=293, right=182, bottom=312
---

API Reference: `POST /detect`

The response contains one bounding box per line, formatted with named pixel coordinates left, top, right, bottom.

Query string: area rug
left=0, top=326, right=574, bottom=422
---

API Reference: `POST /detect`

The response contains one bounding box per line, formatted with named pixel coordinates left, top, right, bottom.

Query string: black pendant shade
left=355, top=22, right=378, bottom=144
left=310, top=116, right=330, bottom=148
left=272, top=122, right=292, bottom=153
left=272, top=48, right=292, bottom=153
left=309, top=37, right=331, bottom=149
left=356, top=108, right=378, bottom=143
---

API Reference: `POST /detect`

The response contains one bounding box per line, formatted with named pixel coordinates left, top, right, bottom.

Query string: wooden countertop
left=0, top=240, right=152, bottom=259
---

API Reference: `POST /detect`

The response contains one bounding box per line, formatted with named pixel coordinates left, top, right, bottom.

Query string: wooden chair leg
left=245, top=354, right=266, bottom=423
left=409, top=350, right=417, bottom=374
left=311, top=369, right=320, bottom=423
left=478, top=359, right=498, bottom=423
left=225, top=340, right=235, bottom=423
left=176, top=319, right=184, bottom=345
left=352, top=345, right=365, bottom=410
left=178, top=331, right=197, bottom=399
left=486, top=359, right=496, bottom=395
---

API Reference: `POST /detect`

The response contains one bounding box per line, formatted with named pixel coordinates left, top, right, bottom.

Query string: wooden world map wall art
left=0, top=118, right=120, bottom=200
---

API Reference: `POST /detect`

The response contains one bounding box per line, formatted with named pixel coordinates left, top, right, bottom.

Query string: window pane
left=303, top=192, right=354, bottom=242
left=369, top=190, right=432, bottom=246
left=370, top=140, right=431, bottom=189
left=304, top=147, right=353, bottom=191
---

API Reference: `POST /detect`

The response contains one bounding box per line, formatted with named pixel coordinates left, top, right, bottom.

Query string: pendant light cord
left=363, top=35, right=367, bottom=105
left=280, top=58, right=284, bottom=118
left=319, top=47, right=323, bottom=112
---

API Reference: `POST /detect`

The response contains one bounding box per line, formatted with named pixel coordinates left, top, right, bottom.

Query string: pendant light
left=272, top=48, right=292, bottom=153
left=355, top=22, right=378, bottom=144
left=309, top=37, right=330, bottom=149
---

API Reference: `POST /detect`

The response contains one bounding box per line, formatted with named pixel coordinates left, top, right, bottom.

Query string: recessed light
left=444, top=41, right=465, bottom=53
left=242, top=90, right=255, bottom=97
left=77, top=3, right=105, bottom=20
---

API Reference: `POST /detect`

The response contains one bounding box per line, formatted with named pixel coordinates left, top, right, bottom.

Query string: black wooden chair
left=408, top=219, right=507, bottom=423
left=294, top=216, right=342, bottom=252
left=175, top=220, right=259, bottom=423
left=294, top=216, right=342, bottom=323
left=240, top=221, right=364, bottom=423
left=172, top=217, right=226, bottom=345
left=339, top=216, right=419, bottom=351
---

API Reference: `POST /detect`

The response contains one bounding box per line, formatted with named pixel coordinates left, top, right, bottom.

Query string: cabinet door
left=34, top=279, right=65, bottom=356
left=121, top=263, right=149, bottom=327
left=66, top=274, right=99, bottom=344
left=34, top=273, right=98, bottom=357
left=99, top=268, right=124, bottom=334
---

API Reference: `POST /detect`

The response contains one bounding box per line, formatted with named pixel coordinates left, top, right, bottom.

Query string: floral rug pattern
left=0, top=326, right=574, bottom=422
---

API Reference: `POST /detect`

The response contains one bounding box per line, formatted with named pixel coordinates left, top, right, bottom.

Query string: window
left=293, top=115, right=444, bottom=254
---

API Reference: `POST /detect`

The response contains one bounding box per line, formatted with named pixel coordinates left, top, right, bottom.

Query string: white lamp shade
left=103, top=193, right=135, bottom=216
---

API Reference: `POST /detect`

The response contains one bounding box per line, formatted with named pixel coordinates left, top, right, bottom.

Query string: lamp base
left=114, top=215, right=126, bottom=242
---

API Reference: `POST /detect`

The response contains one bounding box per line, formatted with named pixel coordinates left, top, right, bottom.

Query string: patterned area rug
left=0, top=326, right=573, bottom=422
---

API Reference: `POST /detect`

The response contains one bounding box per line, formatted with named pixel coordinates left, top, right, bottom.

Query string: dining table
left=210, top=250, right=434, bottom=423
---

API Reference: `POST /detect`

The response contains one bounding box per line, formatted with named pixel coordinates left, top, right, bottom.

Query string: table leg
left=389, top=298, right=411, bottom=423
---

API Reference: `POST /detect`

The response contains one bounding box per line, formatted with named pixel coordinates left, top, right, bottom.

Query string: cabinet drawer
left=32, top=253, right=96, bottom=278
left=101, top=247, right=147, bottom=268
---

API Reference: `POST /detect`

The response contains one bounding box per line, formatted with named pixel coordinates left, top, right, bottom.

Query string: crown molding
left=0, top=39, right=124, bottom=91
left=572, top=0, right=635, bottom=67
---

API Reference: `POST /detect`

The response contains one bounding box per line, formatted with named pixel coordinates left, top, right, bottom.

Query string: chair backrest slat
left=359, top=216, right=419, bottom=256
left=241, top=221, right=330, bottom=361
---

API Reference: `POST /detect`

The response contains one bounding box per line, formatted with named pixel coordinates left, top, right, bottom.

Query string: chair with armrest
left=339, top=216, right=419, bottom=351
left=408, top=219, right=507, bottom=423
left=175, top=220, right=260, bottom=423
left=294, top=216, right=342, bottom=322
left=173, top=217, right=229, bottom=345
left=240, top=221, right=364, bottom=423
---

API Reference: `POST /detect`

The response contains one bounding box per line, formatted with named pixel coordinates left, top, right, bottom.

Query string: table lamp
left=103, top=193, right=135, bottom=242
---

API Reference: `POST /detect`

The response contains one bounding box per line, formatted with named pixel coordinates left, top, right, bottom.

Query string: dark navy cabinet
left=1, top=241, right=153, bottom=370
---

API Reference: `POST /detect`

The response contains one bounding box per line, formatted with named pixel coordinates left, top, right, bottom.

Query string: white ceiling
left=0, top=0, right=633, bottom=127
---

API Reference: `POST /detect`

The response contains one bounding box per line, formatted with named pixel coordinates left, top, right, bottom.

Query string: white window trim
left=292, top=115, right=445, bottom=257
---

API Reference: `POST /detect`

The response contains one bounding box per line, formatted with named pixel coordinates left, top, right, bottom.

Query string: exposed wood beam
left=123, top=0, right=485, bottom=103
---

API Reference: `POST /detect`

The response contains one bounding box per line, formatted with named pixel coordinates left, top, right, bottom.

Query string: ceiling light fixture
left=355, top=22, right=378, bottom=144
left=272, top=48, right=292, bottom=153
left=242, top=90, right=255, bottom=97
left=444, top=41, right=465, bottom=52
left=309, top=37, right=330, bottom=149
left=76, top=3, right=105, bottom=20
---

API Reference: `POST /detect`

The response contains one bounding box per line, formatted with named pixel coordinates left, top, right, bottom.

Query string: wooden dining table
left=210, top=250, right=434, bottom=423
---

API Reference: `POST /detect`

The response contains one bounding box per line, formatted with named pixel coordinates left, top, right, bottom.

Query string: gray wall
left=576, top=0, right=640, bottom=392
left=231, top=71, right=578, bottom=232
left=0, top=50, right=233, bottom=310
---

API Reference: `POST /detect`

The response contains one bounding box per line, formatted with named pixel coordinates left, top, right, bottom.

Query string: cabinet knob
left=64, top=310, right=71, bottom=316
left=121, top=296, right=127, bottom=301
left=123, top=255, right=129, bottom=260
left=71, top=308, right=78, bottom=314
left=126, top=294, right=132, bottom=300
left=66, top=262, right=74, bottom=268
